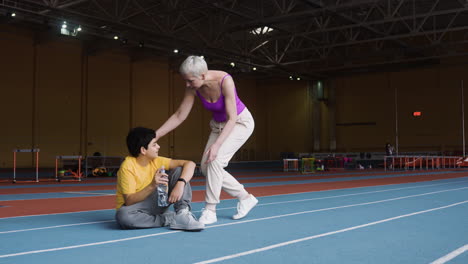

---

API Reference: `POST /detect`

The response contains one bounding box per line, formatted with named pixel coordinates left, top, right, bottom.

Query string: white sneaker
left=233, top=194, right=258, bottom=220
left=199, top=208, right=217, bottom=225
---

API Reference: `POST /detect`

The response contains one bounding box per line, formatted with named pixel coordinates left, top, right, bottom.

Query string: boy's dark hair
left=126, top=127, right=156, bottom=157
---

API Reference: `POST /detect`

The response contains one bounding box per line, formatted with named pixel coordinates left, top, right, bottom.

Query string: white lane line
left=1, top=181, right=467, bottom=233
left=1, top=186, right=467, bottom=258
left=430, top=244, right=468, bottom=264
left=0, top=220, right=115, bottom=234
left=0, top=229, right=182, bottom=258
left=195, top=200, right=468, bottom=264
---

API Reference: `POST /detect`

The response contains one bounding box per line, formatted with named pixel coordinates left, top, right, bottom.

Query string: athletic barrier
left=324, top=157, right=355, bottom=170
left=55, top=155, right=83, bottom=182
left=13, top=148, right=40, bottom=183
left=384, top=155, right=462, bottom=171
left=8, top=150, right=124, bottom=182
left=301, top=158, right=315, bottom=174
left=283, top=159, right=299, bottom=172
left=284, top=157, right=345, bottom=172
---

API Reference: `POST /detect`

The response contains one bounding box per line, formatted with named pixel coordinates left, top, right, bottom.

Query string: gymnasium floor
left=1, top=167, right=467, bottom=264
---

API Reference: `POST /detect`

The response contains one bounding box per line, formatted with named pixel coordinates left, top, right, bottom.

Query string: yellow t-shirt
left=116, top=156, right=172, bottom=209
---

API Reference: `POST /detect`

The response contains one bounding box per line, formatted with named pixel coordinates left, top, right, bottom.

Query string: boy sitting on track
left=115, top=127, right=204, bottom=231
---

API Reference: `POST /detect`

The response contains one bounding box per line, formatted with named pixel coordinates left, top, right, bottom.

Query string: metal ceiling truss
left=1, top=0, right=468, bottom=79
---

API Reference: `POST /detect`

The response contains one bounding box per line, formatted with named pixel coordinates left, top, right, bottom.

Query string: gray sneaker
left=170, top=208, right=205, bottom=231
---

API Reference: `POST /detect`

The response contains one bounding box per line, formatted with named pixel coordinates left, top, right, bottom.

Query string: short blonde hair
left=179, top=55, right=208, bottom=77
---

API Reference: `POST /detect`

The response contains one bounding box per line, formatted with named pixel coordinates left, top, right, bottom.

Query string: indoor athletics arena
left=1, top=1, right=467, bottom=263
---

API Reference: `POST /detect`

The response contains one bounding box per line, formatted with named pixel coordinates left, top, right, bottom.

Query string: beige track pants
left=200, top=108, right=255, bottom=204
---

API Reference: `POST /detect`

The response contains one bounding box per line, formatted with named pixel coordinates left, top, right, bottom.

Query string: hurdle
left=283, top=158, right=299, bottom=172
left=324, top=156, right=345, bottom=171
left=55, top=155, right=83, bottom=182
left=301, top=158, right=315, bottom=174
left=13, top=148, right=40, bottom=183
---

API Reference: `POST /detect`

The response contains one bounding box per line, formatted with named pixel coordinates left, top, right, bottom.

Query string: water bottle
left=157, top=166, right=169, bottom=207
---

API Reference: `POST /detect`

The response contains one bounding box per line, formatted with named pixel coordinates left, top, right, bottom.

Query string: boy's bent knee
left=115, top=208, right=134, bottom=229
left=115, top=208, right=165, bottom=229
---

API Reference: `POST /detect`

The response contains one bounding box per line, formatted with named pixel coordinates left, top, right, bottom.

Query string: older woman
left=155, top=56, right=257, bottom=224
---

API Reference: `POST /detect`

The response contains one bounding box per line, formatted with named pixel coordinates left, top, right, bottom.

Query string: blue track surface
left=0, top=177, right=467, bottom=264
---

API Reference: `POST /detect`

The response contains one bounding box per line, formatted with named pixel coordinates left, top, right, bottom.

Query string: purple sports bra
left=195, top=74, right=246, bottom=122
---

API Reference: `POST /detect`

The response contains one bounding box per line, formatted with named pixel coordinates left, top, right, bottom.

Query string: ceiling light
left=71, top=26, right=81, bottom=36
left=230, top=62, right=235, bottom=67
left=10, top=12, right=16, bottom=17
left=173, top=49, right=179, bottom=53
left=252, top=67, right=257, bottom=71
left=60, top=22, right=70, bottom=35
left=114, top=35, right=119, bottom=40
left=250, top=26, right=274, bottom=35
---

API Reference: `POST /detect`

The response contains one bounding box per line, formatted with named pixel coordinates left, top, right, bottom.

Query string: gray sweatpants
left=115, top=167, right=192, bottom=229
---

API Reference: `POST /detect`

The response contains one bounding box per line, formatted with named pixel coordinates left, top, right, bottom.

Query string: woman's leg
left=201, top=109, right=255, bottom=204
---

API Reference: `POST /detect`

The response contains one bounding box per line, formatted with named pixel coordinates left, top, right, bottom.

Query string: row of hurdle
left=283, top=158, right=325, bottom=173
left=10, top=148, right=123, bottom=183
left=384, top=155, right=464, bottom=171
left=283, top=156, right=356, bottom=173
left=284, top=155, right=465, bottom=173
